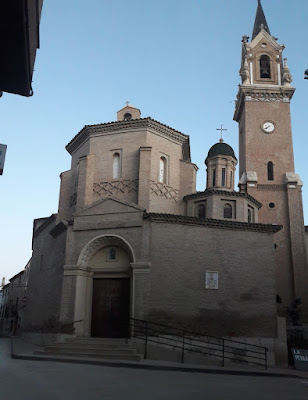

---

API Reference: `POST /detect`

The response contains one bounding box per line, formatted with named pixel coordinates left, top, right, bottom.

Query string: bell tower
left=234, top=1, right=308, bottom=320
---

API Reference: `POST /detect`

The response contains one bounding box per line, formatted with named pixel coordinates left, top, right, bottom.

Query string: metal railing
left=130, top=318, right=268, bottom=369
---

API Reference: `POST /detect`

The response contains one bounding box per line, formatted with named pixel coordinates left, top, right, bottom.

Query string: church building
left=22, top=1, right=307, bottom=366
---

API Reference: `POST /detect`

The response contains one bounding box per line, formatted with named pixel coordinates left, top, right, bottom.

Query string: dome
left=206, top=142, right=237, bottom=161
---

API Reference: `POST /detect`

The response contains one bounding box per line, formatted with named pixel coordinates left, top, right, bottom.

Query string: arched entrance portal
left=77, top=235, right=135, bottom=338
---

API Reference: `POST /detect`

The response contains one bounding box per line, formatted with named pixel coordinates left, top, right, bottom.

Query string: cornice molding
left=66, top=118, right=189, bottom=155
left=234, top=85, right=295, bottom=122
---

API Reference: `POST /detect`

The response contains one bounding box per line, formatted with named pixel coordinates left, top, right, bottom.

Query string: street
left=0, top=339, right=307, bottom=400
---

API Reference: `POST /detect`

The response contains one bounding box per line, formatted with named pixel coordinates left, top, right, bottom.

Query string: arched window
left=221, top=168, right=226, bottom=187
left=107, top=247, right=117, bottom=261
left=212, top=169, right=216, bottom=187
left=197, top=204, right=206, bottom=219
left=159, top=157, right=167, bottom=183
left=124, top=113, right=132, bottom=121
left=260, top=55, right=271, bottom=79
left=267, top=161, right=274, bottom=181
left=113, top=153, right=121, bottom=179
left=223, top=203, right=232, bottom=219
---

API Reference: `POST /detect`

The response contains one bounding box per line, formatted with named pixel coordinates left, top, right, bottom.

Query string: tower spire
left=252, top=0, right=271, bottom=40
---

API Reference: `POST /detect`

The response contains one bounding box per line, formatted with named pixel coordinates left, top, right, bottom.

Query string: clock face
left=262, top=121, right=275, bottom=133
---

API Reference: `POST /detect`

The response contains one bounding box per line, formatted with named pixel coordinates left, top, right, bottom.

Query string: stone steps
left=35, top=337, right=142, bottom=362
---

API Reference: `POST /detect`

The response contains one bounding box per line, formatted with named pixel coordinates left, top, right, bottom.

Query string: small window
left=159, top=157, right=167, bottom=183
left=260, top=55, right=271, bottom=79
left=267, top=161, right=274, bottom=181
left=223, top=203, right=232, bottom=219
left=248, top=207, right=254, bottom=223
left=212, top=169, right=216, bottom=187
left=124, top=113, right=132, bottom=121
left=107, top=247, right=117, bottom=261
left=113, top=153, right=121, bottom=179
left=197, top=203, right=206, bottom=219
left=230, top=171, right=233, bottom=188
left=221, top=168, right=226, bottom=187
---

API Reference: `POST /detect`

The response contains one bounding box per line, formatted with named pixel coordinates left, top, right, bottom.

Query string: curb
left=10, top=338, right=302, bottom=379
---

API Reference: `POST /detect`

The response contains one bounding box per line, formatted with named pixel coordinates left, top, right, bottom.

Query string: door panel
left=91, top=278, right=130, bottom=338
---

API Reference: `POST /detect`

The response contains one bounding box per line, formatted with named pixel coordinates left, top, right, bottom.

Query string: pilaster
left=138, top=147, right=152, bottom=210
left=285, top=174, right=308, bottom=320
left=76, top=154, right=95, bottom=213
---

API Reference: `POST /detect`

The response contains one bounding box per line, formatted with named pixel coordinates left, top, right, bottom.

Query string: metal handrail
left=130, top=318, right=268, bottom=369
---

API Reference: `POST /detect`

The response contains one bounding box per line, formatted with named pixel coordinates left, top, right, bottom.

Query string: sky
left=1, top=0, right=308, bottom=282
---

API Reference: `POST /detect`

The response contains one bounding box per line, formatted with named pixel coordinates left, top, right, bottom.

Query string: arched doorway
left=77, top=235, right=135, bottom=338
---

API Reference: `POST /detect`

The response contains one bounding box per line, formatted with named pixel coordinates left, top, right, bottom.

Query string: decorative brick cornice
left=257, top=184, right=286, bottom=192
left=184, top=189, right=262, bottom=208
left=234, top=85, right=295, bottom=122
left=144, top=212, right=282, bottom=233
left=66, top=118, right=189, bottom=155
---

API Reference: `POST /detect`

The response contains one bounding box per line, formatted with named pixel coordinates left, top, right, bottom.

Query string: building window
left=223, top=203, right=232, bottom=219
left=212, top=169, right=216, bottom=187
left=113, top=153, right=121, bottom=179
left=159, top=156, right=167, bottom=183
left=248, top=207, right=254, bottom=223
left=107, top=247, right=117, bottom=261
left=124, top=113, right=132, bottom=121
left=221, top=168, right=226, bottom=187
left=230, top=171, right=233, bottom=188
left=260, top=55, right=271, bottom=79
left=267, top=161, right=274, bottom=181
left=197, top=203, right=206, bottom=219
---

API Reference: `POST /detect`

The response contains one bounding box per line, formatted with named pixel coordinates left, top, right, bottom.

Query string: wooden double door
left=91, top=278, right=130, bottom=338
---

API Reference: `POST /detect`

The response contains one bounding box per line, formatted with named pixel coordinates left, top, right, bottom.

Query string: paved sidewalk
left=11, top=336, right=308, bottom=379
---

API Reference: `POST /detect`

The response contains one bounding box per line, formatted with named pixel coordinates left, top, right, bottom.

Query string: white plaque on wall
left=205, top=271, right=219, bottom=290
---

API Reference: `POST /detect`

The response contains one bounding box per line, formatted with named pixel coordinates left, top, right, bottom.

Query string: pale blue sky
left=1, top=0, right=308, bottom=281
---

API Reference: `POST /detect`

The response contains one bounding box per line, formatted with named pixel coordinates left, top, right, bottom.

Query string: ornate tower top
left=252, top=0, right=271, bottom=40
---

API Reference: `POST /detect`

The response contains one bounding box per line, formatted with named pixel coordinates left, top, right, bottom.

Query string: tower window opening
left=212, top=169, right=216, bottom=187
left=159, top=156, right=167, bottom=183
left=197, top=203, right=206, bottom=219
left=221, top=168, right=226, bottom=187
left=230, top=171, right=233, bottom=188
left=260, top=55, right=271, bottom=79
left=223, top=203, right=232, bottom=219
left=248, top=207, right=255, bottom=223
left=124, top=113, right=132, bottom=121
left=267, top=161, right=274, bottom=181
left=113, top=152, right=121, bottom=179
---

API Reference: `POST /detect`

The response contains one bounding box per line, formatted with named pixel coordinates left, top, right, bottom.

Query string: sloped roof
left=184, top=189, right=262, bottom=208
left=144, top=212, right=281, bottom=233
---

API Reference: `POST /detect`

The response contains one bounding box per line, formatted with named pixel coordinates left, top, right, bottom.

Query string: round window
left=269, top=202, right=275, bottom=209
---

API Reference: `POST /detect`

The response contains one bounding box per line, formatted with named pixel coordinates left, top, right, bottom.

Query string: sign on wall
left=0, top=144, right=7, bottom=175
left=205, top=271, right=219, bottom=290
left=292, top=348, right=308, bottom=371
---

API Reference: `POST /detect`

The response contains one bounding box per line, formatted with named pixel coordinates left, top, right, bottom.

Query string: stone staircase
left=34, top=337, right=142, bottom=361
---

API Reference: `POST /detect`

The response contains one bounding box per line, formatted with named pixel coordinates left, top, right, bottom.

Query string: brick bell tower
left=234, top=0, right=308, bottom=320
